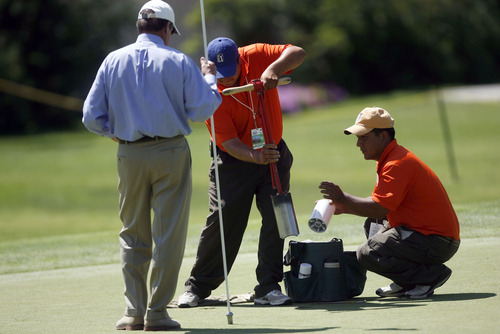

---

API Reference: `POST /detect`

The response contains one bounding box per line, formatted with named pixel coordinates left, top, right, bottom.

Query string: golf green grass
left=0, top=88, right=499, bottom=333
left=0, top=238, right=498, bottom=333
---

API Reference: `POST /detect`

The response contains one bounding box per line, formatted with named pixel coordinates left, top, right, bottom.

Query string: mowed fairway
left=0, top=88, right=499, bottom=333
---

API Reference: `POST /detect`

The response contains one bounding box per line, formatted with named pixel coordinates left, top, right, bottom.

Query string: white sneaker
left=405, top=268, right=452, bottom=299
left=177, top=291, right=201, bottom=308
left=254, top=290, right=292, bottom=306
left=376, top=282, right=407, bottom=297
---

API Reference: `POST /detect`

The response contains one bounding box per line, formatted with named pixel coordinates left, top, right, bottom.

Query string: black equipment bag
left=283, top=238, right=367, bottom=302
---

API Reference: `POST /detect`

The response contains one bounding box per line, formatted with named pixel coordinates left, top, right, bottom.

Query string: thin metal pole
left=199, top=0, right=234, bottom=324
left=435, top=87, right=459, bottom=182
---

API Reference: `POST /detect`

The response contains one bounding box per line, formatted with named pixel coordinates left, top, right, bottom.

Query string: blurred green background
left=1, top=0, right=499, bottom=133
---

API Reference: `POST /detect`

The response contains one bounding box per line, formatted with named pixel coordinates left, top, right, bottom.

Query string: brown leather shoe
left=115, top=316, right=144, bottom=330
left=144, top=317, right=181, bottom=331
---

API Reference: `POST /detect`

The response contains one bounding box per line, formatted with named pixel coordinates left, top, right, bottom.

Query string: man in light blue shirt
left=82, top=1, right=221, bottom=331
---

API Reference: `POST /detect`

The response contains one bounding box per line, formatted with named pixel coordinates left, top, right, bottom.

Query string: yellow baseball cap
left=344, top=107, right=394, bottom=135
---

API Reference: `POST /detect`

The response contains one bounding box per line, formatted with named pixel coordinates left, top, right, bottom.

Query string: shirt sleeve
left=372, top=161, right=411, bottom=211
left=82, top=60, right=113, bottom=138
left=245, top=43, right=292, bottom=72
left=266, top=43, right=294, bottom=75
left=183, top=57, right=222, bottom=123
left=212, top=100, right=240, bottom=145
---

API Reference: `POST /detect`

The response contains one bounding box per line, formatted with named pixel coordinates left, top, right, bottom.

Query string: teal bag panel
left=284, top=271, right=320, bottom=302
left=283, top=239, right=366, bottom=302
left=343, top=251, right=367, bottom=298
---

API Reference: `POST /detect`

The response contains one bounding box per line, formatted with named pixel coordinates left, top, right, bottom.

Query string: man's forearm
left=268, top=46, right=306, bottom=77
left=338, top=194, right=389, bottom=219
left=222, top=138, right=260, bottom=163
left=222, top=138, right=280, bottom=165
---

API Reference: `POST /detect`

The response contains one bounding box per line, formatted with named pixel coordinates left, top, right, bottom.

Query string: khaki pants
left=117, top=136, right=191, bottom=320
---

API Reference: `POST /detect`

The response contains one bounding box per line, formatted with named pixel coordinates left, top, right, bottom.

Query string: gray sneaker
left=177, top=291, right=201, bottom=308
left=254, top=290, right=292, bottom=306
left=115, top=316, right=144, bottom=330
left=376, top=282, right=408, bottom=297
left=144, top=317, right=180, bottom=331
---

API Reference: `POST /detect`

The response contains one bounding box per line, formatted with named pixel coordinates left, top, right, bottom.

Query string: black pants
left=185, top=139, right=293, bottom=299
left=357, top=221, right=460, bottom=288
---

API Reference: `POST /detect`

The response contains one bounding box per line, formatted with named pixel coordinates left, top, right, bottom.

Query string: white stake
left=199, top=0, right=233, bottom=325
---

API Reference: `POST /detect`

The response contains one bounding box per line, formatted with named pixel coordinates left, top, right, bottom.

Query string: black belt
left=435, top=235, right=460, bottom=247
left=119, top=135, right=180, bottom=144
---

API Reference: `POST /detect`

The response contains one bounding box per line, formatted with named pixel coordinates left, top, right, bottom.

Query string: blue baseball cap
left=208, top=37, right=239, bottom=78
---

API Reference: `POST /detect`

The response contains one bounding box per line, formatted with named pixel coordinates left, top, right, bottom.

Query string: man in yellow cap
left=319, top=107, right=460, bottom=299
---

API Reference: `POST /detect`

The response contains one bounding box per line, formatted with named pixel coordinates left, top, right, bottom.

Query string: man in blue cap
left=177, top=37, right=306, bottom=307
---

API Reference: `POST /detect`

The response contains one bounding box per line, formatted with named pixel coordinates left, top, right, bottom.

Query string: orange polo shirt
left=372, top=140, right=460, bottom=240
left=205, top=43, right=292, bottom=151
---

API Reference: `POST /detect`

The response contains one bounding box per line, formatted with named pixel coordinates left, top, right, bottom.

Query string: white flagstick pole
left=200, top=0, right=234, bottom=325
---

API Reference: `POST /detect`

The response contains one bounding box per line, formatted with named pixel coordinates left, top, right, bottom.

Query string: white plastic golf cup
left=298, top=263, right=312, bottom=279
left=308, top=199, right=336, bottom=233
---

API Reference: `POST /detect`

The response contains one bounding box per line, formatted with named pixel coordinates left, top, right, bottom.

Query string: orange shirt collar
left=377, top=139, right=398, bottom=170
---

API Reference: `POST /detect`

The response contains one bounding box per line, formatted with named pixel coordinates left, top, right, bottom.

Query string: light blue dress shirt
left=82, top=34, right=221, bottom=141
